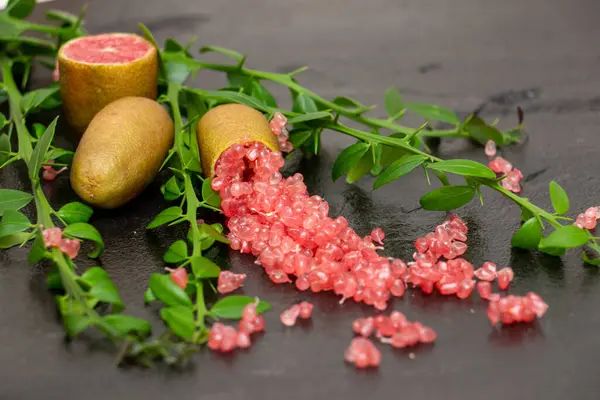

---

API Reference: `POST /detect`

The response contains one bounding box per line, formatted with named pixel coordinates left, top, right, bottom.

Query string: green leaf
left=549, top=181, right=569, bottom=215
left=249, top=80, right=277, bottom=108
left=520, top=207, right=534, bottom=222
left=45, top=147, right=74, bottom=164
left=226, top=71, right=249, bottom=87
left=289, top=129, right=313, bottom=148
left=45, top=9, right=80, bottom=25
left=0, top=231, right=30, bottom=249
left=462, top=115, right=504, bottom=145
left=292, top=93, right=319, bottom=113
left=0, top=189, right=33, bottom=216
left=63, top=315, right=90, bottom=337
left=138, top=23, right=167, bottom=80
left=287, top=111, right=332, bottom=125
left=199, top=46, right=245, bottom=64
left=79, top=266, right=111, bottom=287
left=1, top=36, right=56, bottom=56
left=161, top=176, right=181, bottom=202
left=56, top=202, right=93, bottom=224
left=63, top=222, right=104, bottom=258
left=160, top=306, right=195, bottom=340
left=0, top=209, right=30, bottom=238
left=163, top=240, right=188, bottom=263
left=144, top=288, right=156, bottom=303
left=427, top=159, right=495, bottom=179
left=332, top=96, right=370, bottom=113
left=539, top=225, right=590, bottom=249
left=200, top=89, right=271, bottom=113
left=90, top=280, right=124, bottom=312
left=331, top=142, right=370, bottom=181
left=405, top=103, right=460, bottom=126
left=149, top=274, right=192, bottom=307
left=420, top=185, right=476, bottom=211
left=432, top=169, right=450, bottom=186
left=179, top=145, right=202, bottom=173
left=6, top=0, right=36, bottom=19
left=0, top=134, right=10, bottom=165
left=20, top=87, right=60, bottom=114
left=146, top=206, right=183, bottom=229
left=373, top=154, right=426, bottom=189
left=582, top=244, right=600, bottom=266
left=164, top=38, right=187, bottom=54
left=28, top=117, right=58, bottom=181
left=46, top=270, right=62, bottom=290
left=346, top=150, right=375, bottom=184
left=511, top=218, right=542, bottom=249
left=538, top=246, right=566, bottom=257
left=210, top=296, right=271, bottom=319
left=384, top=87, right=404, bottom=117
left=202, top=178, right=222, bottom=208
left=103, top=315, right=151, bottom=337
left=28, top=232, right=46, bottom=264
left=190, top=255, right=221, bottom=278
left=198, top=223, right=230, bottom=244
left=163, top=56, right=191, bottom=84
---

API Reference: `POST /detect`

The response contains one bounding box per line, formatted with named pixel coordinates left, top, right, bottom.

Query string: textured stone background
left=1, top=0, right=600, bottom=399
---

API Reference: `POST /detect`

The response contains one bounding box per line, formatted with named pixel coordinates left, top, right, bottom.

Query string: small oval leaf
left=57, top=202, right=93, bottom=224
left=405, top=103, right=459, bottom=125
left=210, top=296, right=271, bottom=319
left=63, top=222, right=104, bottom=258
left=420, top=185, right=476, bottom=211
left=428, top=159, right=496, bottom=179
left=373, top=155, right=426, bottom=189
left=332, top=142, right=370, bottom=182
left=549, top=181, right=569, bottom=215
left=511, top=218, right=542, bottom=249
left=149, top=274, right=192, bottom=307
left=539, top=225, right=590, bottom=249
left=146, top=206, right=183, bottom=229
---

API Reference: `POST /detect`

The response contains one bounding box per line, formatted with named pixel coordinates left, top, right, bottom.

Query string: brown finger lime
left=70, top=97, right=174, bottom=209
left=196, top=103, right=279, bottom=176
left=58, top=33, right=158, bottom=133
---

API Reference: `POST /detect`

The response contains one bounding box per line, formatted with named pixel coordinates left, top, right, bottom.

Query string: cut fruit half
left=58, top=33, right=158, bottom=133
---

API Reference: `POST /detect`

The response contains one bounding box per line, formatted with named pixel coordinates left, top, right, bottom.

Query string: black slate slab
left=1, top=0, right=600, bottom=399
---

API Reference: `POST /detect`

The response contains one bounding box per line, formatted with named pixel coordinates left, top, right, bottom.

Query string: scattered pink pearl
left=58, top=238, right=80, bottom=259
left=280, top=304, right=301, bottom=326
left=168, top=268, right=189, bottom=289
left=298, top=301, right=314, bottom=319
left=344, top=337, right=381, bottom=368
left=217, top=270, right=247, bottom=294
left=41, top=160, right=68, bottom=181
left=574, top=206, right=600, bottom=230
left=477, top=281, right=492, bottom=300
left=487, top=292, right=548, bottom=325
left=484, top=140, right=497, bottom=157
left=370, top=227, right=385, bottom=245
left=497, top=267, right=514, bottom=290
left=474, top=262, right=497, bottom=281
left=42, top=227, right=62, bottom=248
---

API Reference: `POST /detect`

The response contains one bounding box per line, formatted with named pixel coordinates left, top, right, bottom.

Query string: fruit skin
left=70, top=97, right=174, bottom=209
left=58, top=33, right=158, bottom=133
left=196, top=104, right=280, bottom=176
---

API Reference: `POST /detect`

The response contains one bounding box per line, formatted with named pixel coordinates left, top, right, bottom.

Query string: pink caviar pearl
left=298, top=301, right=314, bottom=319
left=352, top=317, right=375, bottom=337
left=484, top=140, right=497, bottom=157
left=42, top=227, right=62, bottom=248
left=474, top=262, right=497, bottom=281
left=217, top=271, right=247, bottom=294
left=370, top=227, right=385, bottom=245
left=344, top=337, right=381, bottom=368
left=280, top=304, right=301, bottom=326
left=497, top=267, right=514, bottom=290
left=477, top=281, right=492, bottom=300
left=169, top=268, right=189, bottom=289
left=58, top=238, right=80, bottom=260
left=236, top=332, right=251, bottom=348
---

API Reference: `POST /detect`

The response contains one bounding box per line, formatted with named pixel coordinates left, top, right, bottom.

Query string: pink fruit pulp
left=61, top=34, right=152, bottom=64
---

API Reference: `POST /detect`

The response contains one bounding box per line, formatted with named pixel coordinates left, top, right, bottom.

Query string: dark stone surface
left=2, top=0, right=600, bottom=398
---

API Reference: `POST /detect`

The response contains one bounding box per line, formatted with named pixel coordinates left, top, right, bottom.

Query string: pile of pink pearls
left=488, top=156, right=523, bottom=193
left=208, top=301, right=266, bottom=352
left=211, top=141, right=409, bottom=311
